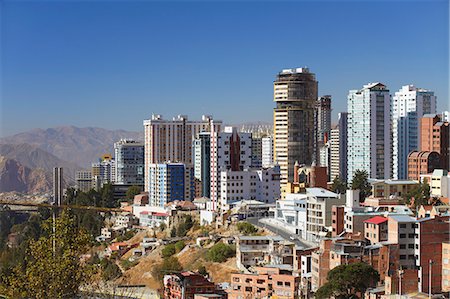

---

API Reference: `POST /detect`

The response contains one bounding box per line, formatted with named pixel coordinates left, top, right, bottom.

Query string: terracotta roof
left=364, top=216, right=388, bottom=225
left=421, top=205, right=433, bottom=211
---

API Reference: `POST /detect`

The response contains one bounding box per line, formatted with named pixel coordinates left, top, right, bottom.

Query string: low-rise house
left=113, top=213, right=134, bottom=230
left=364, top=216, right=388, bottom=244
left=163, top=271, right=223, bottom=299
left=106, top=242, right=129, bottom=257
left=417, top=204, right=450, bottom=218
left=139, top=211, right=170, bottom=228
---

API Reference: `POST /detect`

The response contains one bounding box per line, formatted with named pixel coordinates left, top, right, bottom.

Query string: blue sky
left=1, top=0, right=449, bottom=136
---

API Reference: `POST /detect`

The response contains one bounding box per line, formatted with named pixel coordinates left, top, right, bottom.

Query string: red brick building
left=364, top=216, right=388, bottom=244
left=415, top=216, right=450, bottom=294
left=163, top=272, right=221, bottom=299
left=407, top=151, right=441, bottom=181
left=419, top=114, right=449, bottom=169
left=331, top=205, right=345, bottom=237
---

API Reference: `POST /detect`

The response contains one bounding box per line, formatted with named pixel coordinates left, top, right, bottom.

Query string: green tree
left=236, top=222, right=258, bottom=235
left=3, top=211, right=94, bottom=298
left=101, top=183, right=116, bottom=208
left=101, top=259, right=122, bottom=281
left=126, top=185, right=142, bottom=201
left=315, top=262, right=380, bottom=299
left=151, top=256, right=183, bottom=282
left=330, top=176, right=347, bottom=194
left=174, top=241, right=185, bottom=253
left=351, top=170, right=372, bottom=201
left=198, top=265, right=208, bottom=277
left=404, top=178, right=431, bottom=209
left=206, top=243, right=235, bottom=263
left=162, top=244, right=176, bottom=258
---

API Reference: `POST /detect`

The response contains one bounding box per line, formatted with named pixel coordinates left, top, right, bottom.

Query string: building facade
left=76, top=170, right=92, bottom=192
left=419, top=114, right=449, bottom=170
left=347, top=83, right=391, bottom=180
left=193, top=132, right=211, bottom=198
left=114, top=139, right=144, bottom=186
left=53, top=167, right=63, bottom=205
left=262, top=136, right=274, bottom=168
left=273, top=68, right=318, bottom=194
left=407, top=151, right=441, bottom=181
left=392, top=85, right=436, bottom=179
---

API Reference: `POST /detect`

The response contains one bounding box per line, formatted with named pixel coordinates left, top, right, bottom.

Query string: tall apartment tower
left=392, top=85, right=436, bottom=179
left=114, top=139, right=145, bottom=186
left=53, top=167, right=63, bottom=205
left=143, top=114, right=222, bottom=192
left=262, top=136, right=274, bottom=168
left=420, top=114, right=449, bottom=169
left=347, top=83, right=391, bottom=180
left=251, top=135, right=263, bottom=168
left=338, top=112, right=348, bottom=182
left=210, top=127, right=252, bottom=209
left=329, top=127, right=340, bottom=181
left=273, top=68, right=318, bottom=193
left=316, top=95, right=332, bottom=144
left=193, top=132, right=211, bottom=198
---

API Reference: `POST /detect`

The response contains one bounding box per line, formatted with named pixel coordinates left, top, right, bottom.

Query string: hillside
left=0, top=144, right=80, bottom=192
left=0, top=126, right=143, bottom=168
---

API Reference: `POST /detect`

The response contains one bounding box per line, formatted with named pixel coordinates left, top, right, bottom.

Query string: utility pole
left=398, top=268, right=404, bottom=299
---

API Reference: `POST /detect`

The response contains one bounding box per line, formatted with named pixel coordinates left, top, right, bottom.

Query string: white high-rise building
left=347, top=83, right=391, bottom=180
left=329, top=127, right=340, bottom=181
left=114, top=139, right=144, bottom=185
left=392, top=85, right=436, bottom=179
left=210, top=127, right=252, bottom=210
left=262, top=136, right=274, bottom=168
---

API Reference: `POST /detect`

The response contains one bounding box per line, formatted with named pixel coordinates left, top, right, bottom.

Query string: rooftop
left=389, top=215, right=416, bottom=223
left=364, top=216, right=388, bottom=225
left=306, top=187, right=338, bottom=198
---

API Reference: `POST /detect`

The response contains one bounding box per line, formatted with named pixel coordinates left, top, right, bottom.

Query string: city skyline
left=2, top=0, right=449, bottom=137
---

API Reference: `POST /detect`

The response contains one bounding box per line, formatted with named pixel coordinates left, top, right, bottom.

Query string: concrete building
left=370, top=179, right=419, bottom=198
left=315, top=95, right=332, bottom=146
left=75, top=170, right=92, bottom=192
left=219, top=166, right=280, bottom=210
left=193, top=132, right=211, bottom=198
left=407, top=150, right=441, bottom=181
left=236, top=236, right=295, bottom=271
left=114, top=139, right=144, bottom=186
left=331, top=205, right=345, bottom=237
left=273, top=68, right=318, bottom=194
left=210, top=127, right=252, bottom=210
left=364, top=216, right=388, bottom=244
left=163, top=271, right=218, bottom=299
left=306, top=188, right=344, bottom=240
left=329, top=127, right=340, bottom=181
left=338, top=112, right=349, bottom=182
left=388, top=215, right=417, bottom=270
left=274, top=193, right=308, bottom=239
left=415, top=216, right=450, bottom=294
left=229, top=267, right=299, bottom=299
left=143, top=114, right=222, bottom=192
left=392, top=85, right=436, bottom=179
left=442, top=242, right=450, bottom=292
left=347, top=83, right=391, bottom=180
left=311, top=239, right=332, bottom=291
left=92, top=154, right=115, bottom=188
left=251, top=135, right=262, bottom=168
left=53, top=167, right=63, bottom=205
left=419, top=114, right=449, bottom=169
left=262, top=136, right=274, bottom=168
left=147, top=163, right=194, bottom=207
left=428, top=169, right=450, bottom=198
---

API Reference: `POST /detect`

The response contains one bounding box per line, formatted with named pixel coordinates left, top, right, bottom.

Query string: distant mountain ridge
left=0, top=126, right=143, bottom=168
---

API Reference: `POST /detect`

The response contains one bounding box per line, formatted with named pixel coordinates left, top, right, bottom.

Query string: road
left=246, top=217, right=316, bottom=249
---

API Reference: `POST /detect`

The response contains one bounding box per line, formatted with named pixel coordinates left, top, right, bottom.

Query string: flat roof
left=306, top=188, right=338, bottom=198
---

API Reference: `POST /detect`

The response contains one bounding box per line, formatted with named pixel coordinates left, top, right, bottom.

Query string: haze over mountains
left=0, top=126, right=142, bottom=193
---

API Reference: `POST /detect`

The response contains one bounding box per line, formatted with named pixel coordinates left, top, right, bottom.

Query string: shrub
left=236, top=222, right=257, bottom=235
left=206, top=243, right=235, bottom=263
left=102, top=259, right=122, bottom=281
left=151, top=256, right=183, bottom=282
left=162, top=244, right=176, bottom=258
left=174, top=241, right=185, bottom=253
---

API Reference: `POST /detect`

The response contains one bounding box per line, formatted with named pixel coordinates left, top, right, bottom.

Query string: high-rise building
left=251, top=135, right=262, bottom=168
left=193, top=132, right=211, bottom=198
left=76, top=170, right=92, bottom=192
left=329, top=127, right=340, bottom=181
left=347, top=83, right=391, bottom=180
left=143, top=114, right=222, bottom=192
left=148, top=163, right=194, bottom=207
left=114, top=139, right=144, bottom=186
left=53, top=167, right=63, bottom=205
left=419, top=114, right=449, bottom=170
left=392, top=85, right=436, bottom=179
left=261, top=136, right=274, bottom=168
left=92, top=154, right=115, bottom=189
left=337, top=112, right=348, bottom=182
left=273, top=68, right=318, bottom=193
left=210, top=127, right=252, bottom=209
left=315, top=95, right=332, bottom=145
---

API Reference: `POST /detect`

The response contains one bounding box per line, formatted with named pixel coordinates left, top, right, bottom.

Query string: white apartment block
left=143, top=114, right=222, bottom=192
left=306, top=188, right=344, bottom=241
left=274, top=193, right=308, bottom=239
left=219, top=166, right=281, bottom=210
left=251, top=135, right=262, bottom=168
left=262, top=136, right=274, bottom=168
left=392, top=85, right=436, bottom=179
left=210, top=126, right=252, bottom=210
left=329, top=127, right=340, bottom=181
left=347, top=82, right=391, bottom=180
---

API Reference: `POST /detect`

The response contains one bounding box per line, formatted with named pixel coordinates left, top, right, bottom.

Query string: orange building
left=331, top=205, right=345, bottom=237
left=442, top=242, right=450, bottom=292
left=407, top=151, right=441, bottom=181
left=420, top=114, right=449, bottom=169
left=163, top=272, right=218, bottom=299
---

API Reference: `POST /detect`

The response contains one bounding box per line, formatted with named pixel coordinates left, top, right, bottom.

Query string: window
left=400, top=234, right=406, bottom=238
left=400, top=255, right=406, bottom=260
left=400, top=224, right=407, bottom=228
left=400, top=244, right=406, bottom=249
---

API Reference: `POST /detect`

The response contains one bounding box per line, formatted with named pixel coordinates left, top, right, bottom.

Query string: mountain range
left=0, top=126, right=142, bottom=193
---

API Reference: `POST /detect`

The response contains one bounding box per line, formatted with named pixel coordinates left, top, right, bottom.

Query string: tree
left=101, top=183, right=116, bottom=208
left=236, top=222, right=258, bottom=235
left=126, top=185, right=142, bottom=201
left=404, top=178, right=431, bottom=209
left=3, top=211, right=94, bottom=298
left=161, top=244, right=176, bottom=258
left=206, top=243, right=235, bottom=263
left=198, top=265, right=208, bottom=277
left=101, top=259, right=122, bottom=281
left=330, top=176, right=347, bottom=194
left=351, top=170, right=372, bottom=201
left=174, top=241, right=185, bottom=253
left=315, top=262, right=380, bottom=299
